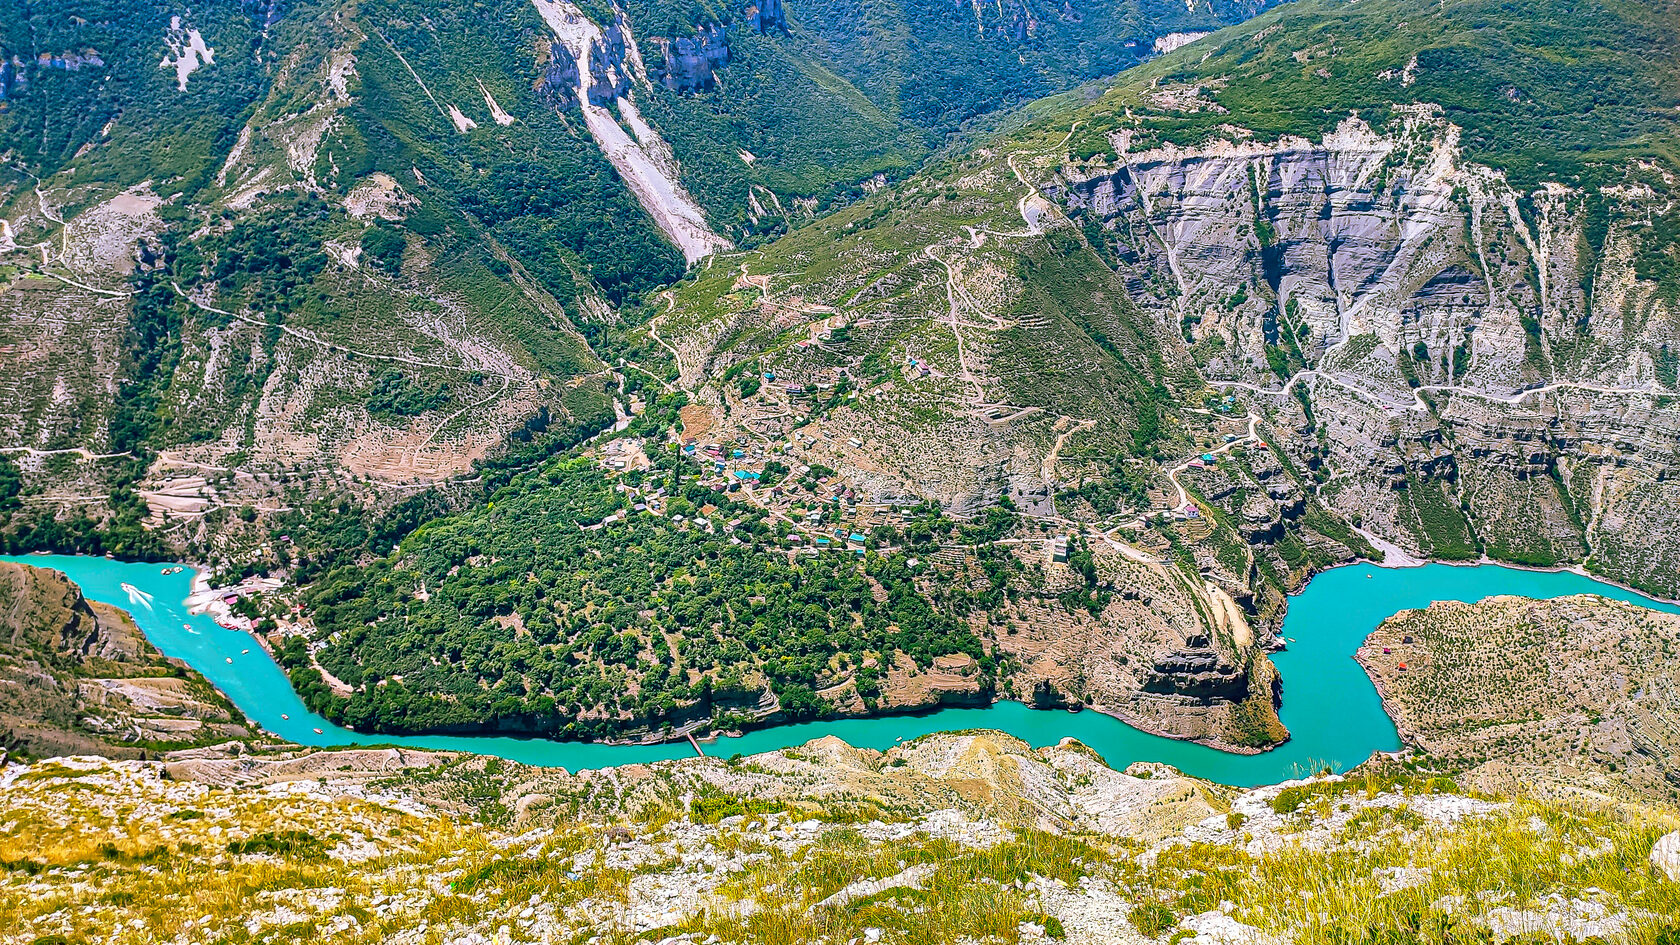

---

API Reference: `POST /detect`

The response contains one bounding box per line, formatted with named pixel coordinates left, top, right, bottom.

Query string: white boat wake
left=119, top=582, right=154, bottom=610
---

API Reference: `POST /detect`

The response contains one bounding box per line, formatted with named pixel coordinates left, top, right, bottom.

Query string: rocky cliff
left=747, top=0, right=787, bottom=34
left=0, top=562, right=248, bottom=759
left=1057, top=110, right=1680, bottom=593
left=646, top=24, right=730, bottom=92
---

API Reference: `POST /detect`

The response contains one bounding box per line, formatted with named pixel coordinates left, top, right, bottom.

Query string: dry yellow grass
left=3, top=738, right=1680, bottom=944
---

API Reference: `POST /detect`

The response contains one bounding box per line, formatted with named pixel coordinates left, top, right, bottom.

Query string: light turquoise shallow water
left=10, top=554, right=1677, bottom=784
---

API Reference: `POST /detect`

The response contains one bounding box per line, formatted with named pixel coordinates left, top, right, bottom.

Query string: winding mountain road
left=1165, top=411, right=1261, bottom=512
left=0, top=446, right=132, bottom=461
left=1212, top=369, right=1664, bottom=415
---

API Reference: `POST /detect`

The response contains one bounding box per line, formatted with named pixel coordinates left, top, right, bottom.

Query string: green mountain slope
left=204, top=0, right=1680, bottom=749
left=643, top=0, right=1680, bottom=594
left=0, top=0, right=1282, bottom=569
left=1059, top=0, right=1680, bottom=187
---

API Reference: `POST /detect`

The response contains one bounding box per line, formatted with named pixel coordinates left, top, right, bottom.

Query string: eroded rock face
left=0, top=563, right=249, bottom=759
left=649, top=24, right=729, bottom=92
left=1063, top=112, right=1674, bottom=388
left=747, top=0, right=786, bottom=35
left=536, top=44, right=583, bottom=108
left=586, top=18, right=634, bottom=106
left=1143, top=641, right=1249, bottom=703
left=1057, top=110, right=1680, bottom=595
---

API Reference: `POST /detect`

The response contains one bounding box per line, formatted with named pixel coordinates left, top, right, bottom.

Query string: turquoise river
left=8, top=554, right=1678, bottom=785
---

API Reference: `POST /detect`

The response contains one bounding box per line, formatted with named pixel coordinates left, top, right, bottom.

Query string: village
left=177, top=338, right=1281, bottom=672
left=593, top=351, right=1275, bottom=574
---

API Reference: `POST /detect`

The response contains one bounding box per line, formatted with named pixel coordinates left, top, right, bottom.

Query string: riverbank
left=10, top=554, right=1677, bottom=784
left=1343, top=540, right=1680, bottom=608
left=605, top=693, right=1276, bottom=757
left=159, top=559, right=1284, bottom=758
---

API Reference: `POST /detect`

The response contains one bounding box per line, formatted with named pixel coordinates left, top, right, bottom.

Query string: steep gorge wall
left=1058, top=111, right=1680, bottom=594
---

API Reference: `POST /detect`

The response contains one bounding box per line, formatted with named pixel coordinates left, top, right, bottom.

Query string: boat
left=313, top=728, right=324, bottom=734
left=241, top=649, right=249, bottom=654
left=280, top=714, right=289, bottom=720
left=224, top=657, right=232, bottom=664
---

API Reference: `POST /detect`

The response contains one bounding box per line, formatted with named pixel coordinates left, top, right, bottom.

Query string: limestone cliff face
left=746, top=0, right=787, bottom=34
left=1057, top=110, right=1680, bottom=594
left=646, top=24, right=730, bottom=93
left=1141, top=635, right=1248, bottom=702
left=586, top=17, right=635, bottom=106
left=543, top=10, right=733, bottom=101
left=536, top=44, right=584, bottom=108
left=1059, top=111, right=1674, bottom=390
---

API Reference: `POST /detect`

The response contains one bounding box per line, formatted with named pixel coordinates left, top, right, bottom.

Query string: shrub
left=360, top=224, right=407, bottom=273
left=225, top=830, right=328, bottom=861
left=1129, top=902, right=1179, bottom=937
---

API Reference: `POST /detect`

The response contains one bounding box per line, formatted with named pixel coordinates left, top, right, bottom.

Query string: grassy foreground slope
left=3, top=734, right=1680, bottom=944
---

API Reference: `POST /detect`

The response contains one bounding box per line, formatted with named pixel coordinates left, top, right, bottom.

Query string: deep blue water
left=10, top=554, right=1675, bottom=784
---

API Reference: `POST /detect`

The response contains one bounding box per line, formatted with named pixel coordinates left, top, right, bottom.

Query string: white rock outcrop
left=529, top=0, right=731, bottom=264
left=1651, top=831, right=1680, bottom=882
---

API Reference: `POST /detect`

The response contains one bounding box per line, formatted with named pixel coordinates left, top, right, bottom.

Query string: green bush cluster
left=297, top=453, right=996, bottom=738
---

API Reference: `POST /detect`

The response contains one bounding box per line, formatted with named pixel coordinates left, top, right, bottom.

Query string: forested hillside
left=296, top=452, right=1002, bottom=738
left=0, top=0, right=1278, bottom=567
left=5, top=0, right=1680, bottom=753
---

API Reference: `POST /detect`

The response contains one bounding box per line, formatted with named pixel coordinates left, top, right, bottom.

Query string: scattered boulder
left=1652, top=831, right=1680, bottom=882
